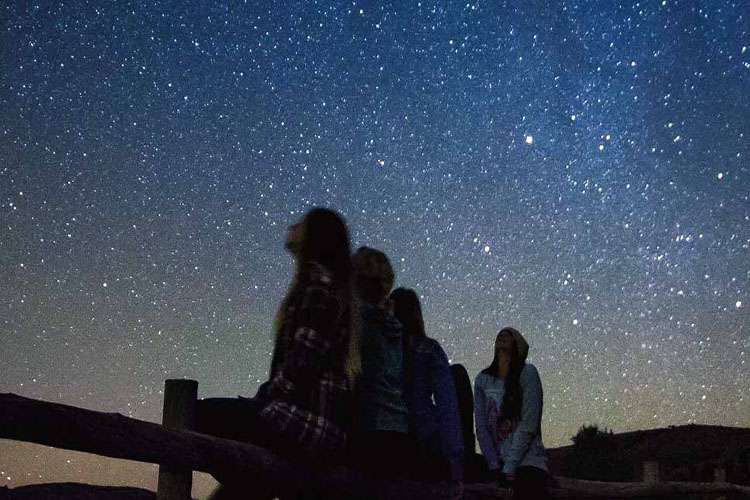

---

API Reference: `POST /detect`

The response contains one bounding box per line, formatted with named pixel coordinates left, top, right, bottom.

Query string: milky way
left=1, top=1, right=748, bottom=492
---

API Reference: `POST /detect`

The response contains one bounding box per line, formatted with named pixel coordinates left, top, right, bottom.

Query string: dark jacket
left=404, top=336, right=464, bottom=480
left=356, top=299, right=408, bottom=433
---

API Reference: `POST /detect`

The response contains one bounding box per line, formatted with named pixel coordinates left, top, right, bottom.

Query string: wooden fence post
left=643, top=461, right=660, bottom=483
left=156, top=379, right=198, bottom=500
left=714, top=466, right=726, bottom=482
left=714, top=465, right=727, bottom=500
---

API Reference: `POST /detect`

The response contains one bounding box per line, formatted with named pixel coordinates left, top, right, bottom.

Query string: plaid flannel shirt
left=258, top=262, right=353, bottom=460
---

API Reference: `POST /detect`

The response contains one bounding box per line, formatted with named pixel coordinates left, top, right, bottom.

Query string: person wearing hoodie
left=391, top=287, right=464, bottom=500
left=347, top=246, right=411, bottom=478
left=474, top=327, right=548, bottom=499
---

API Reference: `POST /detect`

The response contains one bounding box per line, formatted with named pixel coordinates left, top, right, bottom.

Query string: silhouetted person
left=450, top=365, right=475, bottom=457
left=346, top=247, right=411, bottom=479
left=196, top=208, right=359, bottom=497
left=391, top=287, right=464, bottom=500
left=474, top=327, right=549, bottom=499
left=450, top=363, right=489, bottom=482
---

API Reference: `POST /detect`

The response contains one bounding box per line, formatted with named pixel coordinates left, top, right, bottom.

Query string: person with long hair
left=391, top=287, right=464, bottom=500
left=257, top=207, right=359, bottom=456
left=347, top=247, right=410, bottom=479
left=196, top=208, right=359, bottom=495
left=474, top=327, right=548, bottom=498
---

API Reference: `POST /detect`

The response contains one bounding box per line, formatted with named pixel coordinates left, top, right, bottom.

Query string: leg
left=196, top=397, right=257, bottom=441
left=347, top=430, right=416, bottom=480
left=197, top=398, right=281, bottom=498
left=413, top=431, right=449, bottom=482
left=514, top=466, right=549, bottom=500
left=197, top=397, right=281, bottom=446
left=464, top=452, right=490, bottom=482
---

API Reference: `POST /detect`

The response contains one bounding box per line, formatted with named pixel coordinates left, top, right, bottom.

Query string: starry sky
left=1, top=0, right=748, bottom=494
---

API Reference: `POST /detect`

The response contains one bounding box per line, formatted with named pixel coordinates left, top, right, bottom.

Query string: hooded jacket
left=404, top=335, right=464, bottom=481
left=474, top=328, right=547, bottom=474
left=356, top=299, right=408, bottom=433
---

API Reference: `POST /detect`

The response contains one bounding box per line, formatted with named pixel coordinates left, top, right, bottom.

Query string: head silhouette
left=483, top=327, right=528, bottom=423
left=390, top=287, right=426, bottom=340
left=294, top=207, right=352, bottom=283
left=352, top=246, right=394, bottom=303
left=279, top=207, right=360, bottom=385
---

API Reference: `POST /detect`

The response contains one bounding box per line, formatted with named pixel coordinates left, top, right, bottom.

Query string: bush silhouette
left=568, top=424, right=626, bottom=481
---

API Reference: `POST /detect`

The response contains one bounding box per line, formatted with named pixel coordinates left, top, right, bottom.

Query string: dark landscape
left=549, top=424, right=750, bottom=485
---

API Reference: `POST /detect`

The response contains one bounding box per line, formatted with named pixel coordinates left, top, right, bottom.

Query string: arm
left=474, top=374, right=501, bottom=471
left=265, top=279, right=341, bottom=401
left=430, top=341, right=464, bottom=481
left=502, top=364, right=543, bottom=475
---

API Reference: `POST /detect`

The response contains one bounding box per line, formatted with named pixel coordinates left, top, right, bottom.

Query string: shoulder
left=475, top=371, right=494, bottom=386
left=520, top=363, right=542, bottom=385
left=522, top=362, right=540, bottom=375
left=427, top=338, right=452, bottom=362
left=424, top=336, right=443, bottom=351
left=413, top=336, right=441, bottom=353
left=418, top=337, right=450, bottom=365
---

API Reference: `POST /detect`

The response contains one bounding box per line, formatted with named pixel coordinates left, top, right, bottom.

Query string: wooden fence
left=2, top=380, right=749, bottom=499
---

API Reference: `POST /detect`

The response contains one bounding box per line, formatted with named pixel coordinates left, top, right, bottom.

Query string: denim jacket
left=404, top=336, right=464, bottom=480
left=356, top=299, right=408, bottom=433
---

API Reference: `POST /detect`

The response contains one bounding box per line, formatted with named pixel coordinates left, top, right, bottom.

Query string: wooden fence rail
left=1, top=384, right=749, bottom=499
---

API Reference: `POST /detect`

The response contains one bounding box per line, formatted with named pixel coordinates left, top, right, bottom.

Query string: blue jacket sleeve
left=502, top=364, right=543, bottom=474
left=474, top=373, right=501, bottom=471
left=430, top=340, right=464, bottom=481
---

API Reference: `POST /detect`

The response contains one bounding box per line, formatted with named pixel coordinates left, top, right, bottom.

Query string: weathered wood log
left=0, top=393, right=455, bottom=499
left=715, top=466, right=727, bottom=482
left=1, top=393, right=749, bottom=498
left=642, top=460, right=659, bottom=483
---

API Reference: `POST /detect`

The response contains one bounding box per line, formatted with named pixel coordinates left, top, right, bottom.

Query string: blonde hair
left=345, top=292, right=361, bottom=385
left=352, top=247, right=395, bottom=303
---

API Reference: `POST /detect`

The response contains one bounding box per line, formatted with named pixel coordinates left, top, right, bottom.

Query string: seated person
left=391, top=287, right=464, bottom=500
left=346, top=247, right=411, bottom=479
left=475, top=327, right=549, bottom=499
left=196, top=208, right=359, bottom=495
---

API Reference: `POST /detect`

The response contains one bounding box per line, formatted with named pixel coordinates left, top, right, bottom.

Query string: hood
left=360, top=298, right=403, bottom=340
left=504, top=326, right=529, bottom=363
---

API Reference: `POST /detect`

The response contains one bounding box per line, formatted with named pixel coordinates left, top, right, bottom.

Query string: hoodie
left=474, top=328, right=547, bottom=474
left=404, top=336, right=464, bottom=481
left=356, top=299, right=408, bottom=433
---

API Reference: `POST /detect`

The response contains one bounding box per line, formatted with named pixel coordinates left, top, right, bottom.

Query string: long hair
left=481, top=328, right=524, bottom=423
left=276, top=208, right=360, bottom=385
left=352, top=246, right=394, bottom=304
left=390, top=287, right=426, bottom=342
left=299, top=207, right=352, bottom=284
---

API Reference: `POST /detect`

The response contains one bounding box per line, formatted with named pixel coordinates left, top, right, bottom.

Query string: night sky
left=1, top=0, right=748, bottom=494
